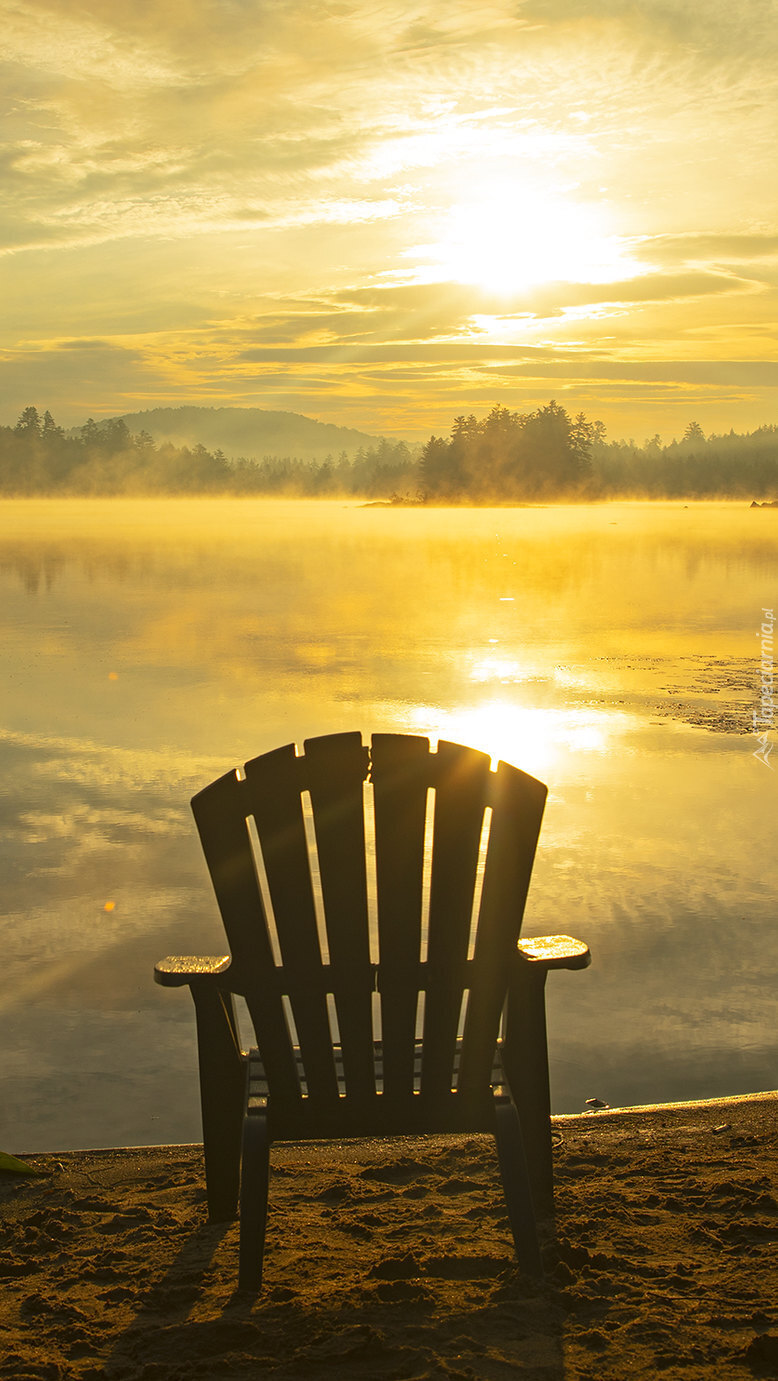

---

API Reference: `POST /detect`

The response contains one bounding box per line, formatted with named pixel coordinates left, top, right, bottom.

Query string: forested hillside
left=0, top=408, right=415, bottom=497
left=1, top=403, right=776, bottom=500
left=112, top=406, right=385, bottom=462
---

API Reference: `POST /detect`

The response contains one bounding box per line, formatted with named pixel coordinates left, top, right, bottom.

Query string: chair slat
left=303, top=733, right=375, bottom=1100
left=457, top=760, right=547, bottom=1095
left=191, top=771, right=300, bottom=1102
left=243, top=743, right=340, bottom=1102
left=421, top=740, right=492, bottom=1097
left=371, top=733, right=431, bottom=1098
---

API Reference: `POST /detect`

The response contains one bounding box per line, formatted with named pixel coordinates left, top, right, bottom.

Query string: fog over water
left=1, top=499, right=775, bottom=1151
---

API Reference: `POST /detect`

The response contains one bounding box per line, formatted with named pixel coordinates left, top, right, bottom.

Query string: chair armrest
left=154, top=955, right=232, bottom=987
left=516, top=935, right=590, bottom=970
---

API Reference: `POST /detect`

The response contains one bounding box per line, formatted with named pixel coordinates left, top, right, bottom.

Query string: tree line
left=419, top=401, right=598, bottom=500
left=588, top=420, right=778, bottom=500
left=419, top=405, right=778, bottom=501
left=0, top=407, right=414, bottom=497
left=1, top=403, right=776, bottom=500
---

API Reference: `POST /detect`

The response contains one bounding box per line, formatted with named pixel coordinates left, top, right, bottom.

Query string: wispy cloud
left=0, top=0, right=775, bottom=434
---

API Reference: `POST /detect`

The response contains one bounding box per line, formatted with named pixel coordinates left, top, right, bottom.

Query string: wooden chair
left=155, top=732, right=590, bottom=1290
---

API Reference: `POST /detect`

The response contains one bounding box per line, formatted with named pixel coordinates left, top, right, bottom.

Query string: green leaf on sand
left=0, top=1151, right=46, bottom=1176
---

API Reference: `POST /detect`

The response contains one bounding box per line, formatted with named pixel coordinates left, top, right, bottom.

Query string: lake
left=1, top=498, right=775, bottom=1152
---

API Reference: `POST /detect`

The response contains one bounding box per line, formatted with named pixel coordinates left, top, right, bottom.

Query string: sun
left=420, top=182, right=641, bottom=296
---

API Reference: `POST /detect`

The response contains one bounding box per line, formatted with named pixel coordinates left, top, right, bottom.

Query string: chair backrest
left=192, top=732, right=547, bottom=1132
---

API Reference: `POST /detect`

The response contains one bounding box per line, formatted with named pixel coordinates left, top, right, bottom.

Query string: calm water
left=1, top=498, right=775, bottom=1151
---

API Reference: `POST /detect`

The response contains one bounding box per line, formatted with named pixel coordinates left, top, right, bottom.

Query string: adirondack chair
left=155, top=732, right=590, bottom=1290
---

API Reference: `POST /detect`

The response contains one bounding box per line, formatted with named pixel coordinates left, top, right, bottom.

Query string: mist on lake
left=1, top=498, right=775, bottom=1150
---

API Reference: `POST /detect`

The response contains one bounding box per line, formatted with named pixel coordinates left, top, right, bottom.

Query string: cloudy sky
left=1, top=0, right=776, bottom=441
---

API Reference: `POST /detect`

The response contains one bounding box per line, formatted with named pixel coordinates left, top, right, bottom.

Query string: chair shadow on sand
left=101, top=1136, right=568, bottom=1379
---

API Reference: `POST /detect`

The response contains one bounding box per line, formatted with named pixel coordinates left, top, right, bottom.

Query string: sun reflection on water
left=467, top=653, right=525, bottom=683
left=408, top=698, right=610, bottom=777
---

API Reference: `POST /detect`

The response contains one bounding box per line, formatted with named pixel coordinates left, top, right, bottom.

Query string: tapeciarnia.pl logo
left=753, top=608, right=775, bottom=769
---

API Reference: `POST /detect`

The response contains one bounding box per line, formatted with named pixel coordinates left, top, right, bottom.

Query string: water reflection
left=0, top=500, right=775, bottom=1150
left=407, top=701, right=612, bottom=778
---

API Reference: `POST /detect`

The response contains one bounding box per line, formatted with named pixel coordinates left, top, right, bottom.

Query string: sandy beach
left=1, top=1093, right=776, bottom=1380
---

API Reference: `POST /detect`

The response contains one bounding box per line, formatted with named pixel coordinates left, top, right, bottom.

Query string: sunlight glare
left=409, top=700, right=609, bottom=777
left=422, top=184, right=644, bottom=295
left=469, top=655, right=524, bottom=683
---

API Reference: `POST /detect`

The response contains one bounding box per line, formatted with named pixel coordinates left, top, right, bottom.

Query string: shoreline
left=16, top=1087, right=778, bottom=1161
left=2, top=1093, right=776, bottom=1380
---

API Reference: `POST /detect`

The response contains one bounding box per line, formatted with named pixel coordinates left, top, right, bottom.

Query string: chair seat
left=250, top=1037, right=508, bottom=1099
left=245, top=1039, right=511, bottom=1142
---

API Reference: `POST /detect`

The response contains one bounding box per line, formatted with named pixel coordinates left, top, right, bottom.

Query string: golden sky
left=1, top=0, right=777, bottom=442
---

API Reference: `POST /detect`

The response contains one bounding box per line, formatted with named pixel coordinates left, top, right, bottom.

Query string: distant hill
left=110, top=406, right=390, bottom=461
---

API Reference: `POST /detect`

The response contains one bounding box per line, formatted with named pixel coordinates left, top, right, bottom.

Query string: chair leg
left=502, top=965, right=554, bottom=1217
left=494, top=1096, right=543, bottom=1279
left=238, top=1052, right=270, bottom=1292
left=191, top=984, right=246, bottom=1222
